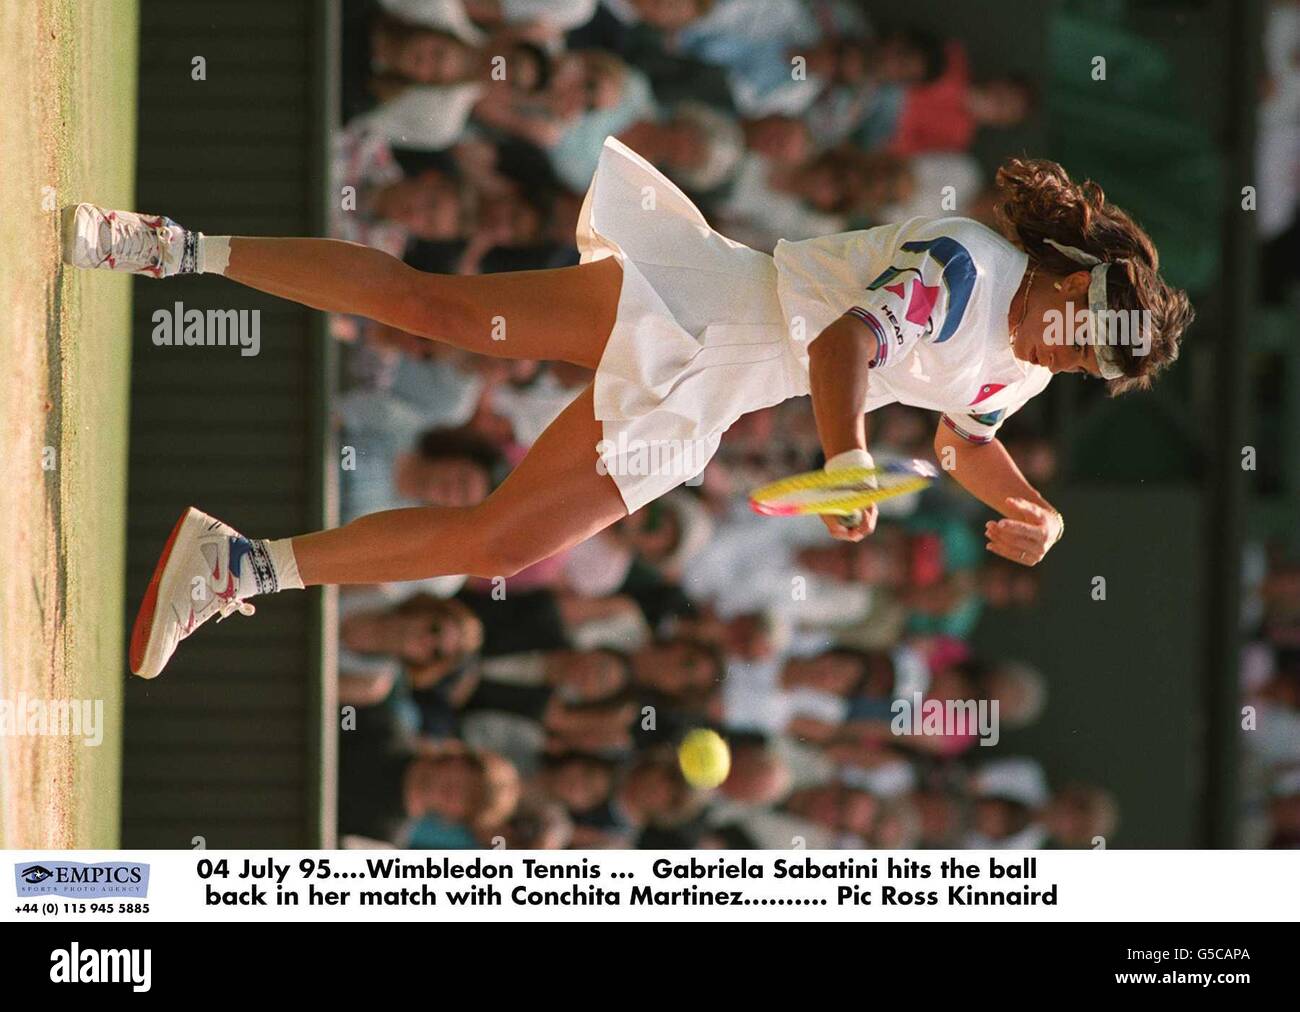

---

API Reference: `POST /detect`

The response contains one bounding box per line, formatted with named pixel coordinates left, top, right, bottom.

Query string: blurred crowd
left=1259, top=0, right=1300, bottom=304
left=328, top=0, right=1122, bottom=851
left=1239, top=2, right=1300, bottom=849
left=1241, top=547, right=1300, bottom=847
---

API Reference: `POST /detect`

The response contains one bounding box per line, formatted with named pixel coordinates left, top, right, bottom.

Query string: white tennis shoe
left=130, top=507, right=256, bottom=679
left=61, top=203, right=190, bottom=278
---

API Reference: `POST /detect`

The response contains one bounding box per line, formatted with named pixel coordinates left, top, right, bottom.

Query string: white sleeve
left=775, top=230, right=880, bottom=345
left=776, top=223, right=948, bottom=372
left=939, top=405, right=1010, bottom=446
left=839, top=276, right=938, bottom=373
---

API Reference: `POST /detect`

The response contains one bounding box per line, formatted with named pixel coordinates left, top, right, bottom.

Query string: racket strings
left=752, top=466, right=881, bottom=498
left=749, top=464, right=934, bottom=517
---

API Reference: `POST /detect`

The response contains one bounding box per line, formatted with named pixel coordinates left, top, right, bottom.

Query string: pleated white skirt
left=577, top=138, right=808, bottom=513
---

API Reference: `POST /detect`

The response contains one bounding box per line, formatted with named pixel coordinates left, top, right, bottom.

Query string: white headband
left=1042, top=239, right=1126, bottom=380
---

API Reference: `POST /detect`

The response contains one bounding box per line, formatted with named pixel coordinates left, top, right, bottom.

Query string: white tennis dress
left=578, top=138, right=1053, bottom=513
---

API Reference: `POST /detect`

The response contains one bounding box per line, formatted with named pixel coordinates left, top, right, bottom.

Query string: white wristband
left=825, top=448, right=877, bottom=487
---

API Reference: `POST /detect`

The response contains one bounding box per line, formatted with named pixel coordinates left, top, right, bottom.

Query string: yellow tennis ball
left=678, top=729, right=731, bottom=789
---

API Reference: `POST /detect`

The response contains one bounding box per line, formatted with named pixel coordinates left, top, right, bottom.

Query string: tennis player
left=64, top=140, right=1192, bottom=678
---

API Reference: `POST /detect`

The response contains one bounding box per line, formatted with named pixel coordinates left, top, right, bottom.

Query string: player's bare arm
left=808, top=313, right=878, bottom=543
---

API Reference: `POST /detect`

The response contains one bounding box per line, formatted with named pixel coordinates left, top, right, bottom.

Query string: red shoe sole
left=128, top=508, right=194, bottom=676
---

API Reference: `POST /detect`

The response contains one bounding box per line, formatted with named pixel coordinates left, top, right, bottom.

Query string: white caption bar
left=4, top=850, right=1298, bottom=922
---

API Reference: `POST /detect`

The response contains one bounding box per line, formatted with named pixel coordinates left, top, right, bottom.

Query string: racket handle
left=825, top=449, right=874, bottom=532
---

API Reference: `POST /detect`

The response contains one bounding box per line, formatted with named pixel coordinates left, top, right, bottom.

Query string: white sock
left=233, top=536, right=305, bottom=597
left=197, top=234, right=232, bottom=275
left=264, top=537, right=305, bottom=592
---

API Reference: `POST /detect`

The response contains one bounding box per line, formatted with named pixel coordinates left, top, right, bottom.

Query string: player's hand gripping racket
left=748, top=458, right=939, bottom=526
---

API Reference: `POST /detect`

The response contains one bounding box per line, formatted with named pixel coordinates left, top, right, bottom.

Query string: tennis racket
left=748, top=458, right=939, bottom=525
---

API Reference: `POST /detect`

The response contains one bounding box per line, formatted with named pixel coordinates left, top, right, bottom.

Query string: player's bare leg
left=223, top=237, right=623, bottom=369
left=61, top=203, right=624, bottom=369
left=291, top=384, right=625, bottom=585
left=63, top=204, right=636, bottom=677
left=124, top=354, right=626, bottom=677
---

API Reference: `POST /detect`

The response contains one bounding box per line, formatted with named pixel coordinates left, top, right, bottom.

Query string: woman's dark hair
left=993, top=157, right=1195, bottom=396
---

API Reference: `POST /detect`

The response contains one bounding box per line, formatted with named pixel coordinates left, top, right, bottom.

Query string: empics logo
left=15, top=861, right=150, bottom=898
left=50, top=944, right=151, bottom=992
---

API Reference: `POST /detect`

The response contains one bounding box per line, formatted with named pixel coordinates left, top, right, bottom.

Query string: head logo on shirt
left=970, top=382, right=1006, bottom=405
left=883, top=278, right=940, bottom=328
left=867, top=236, right=976, bottom=345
